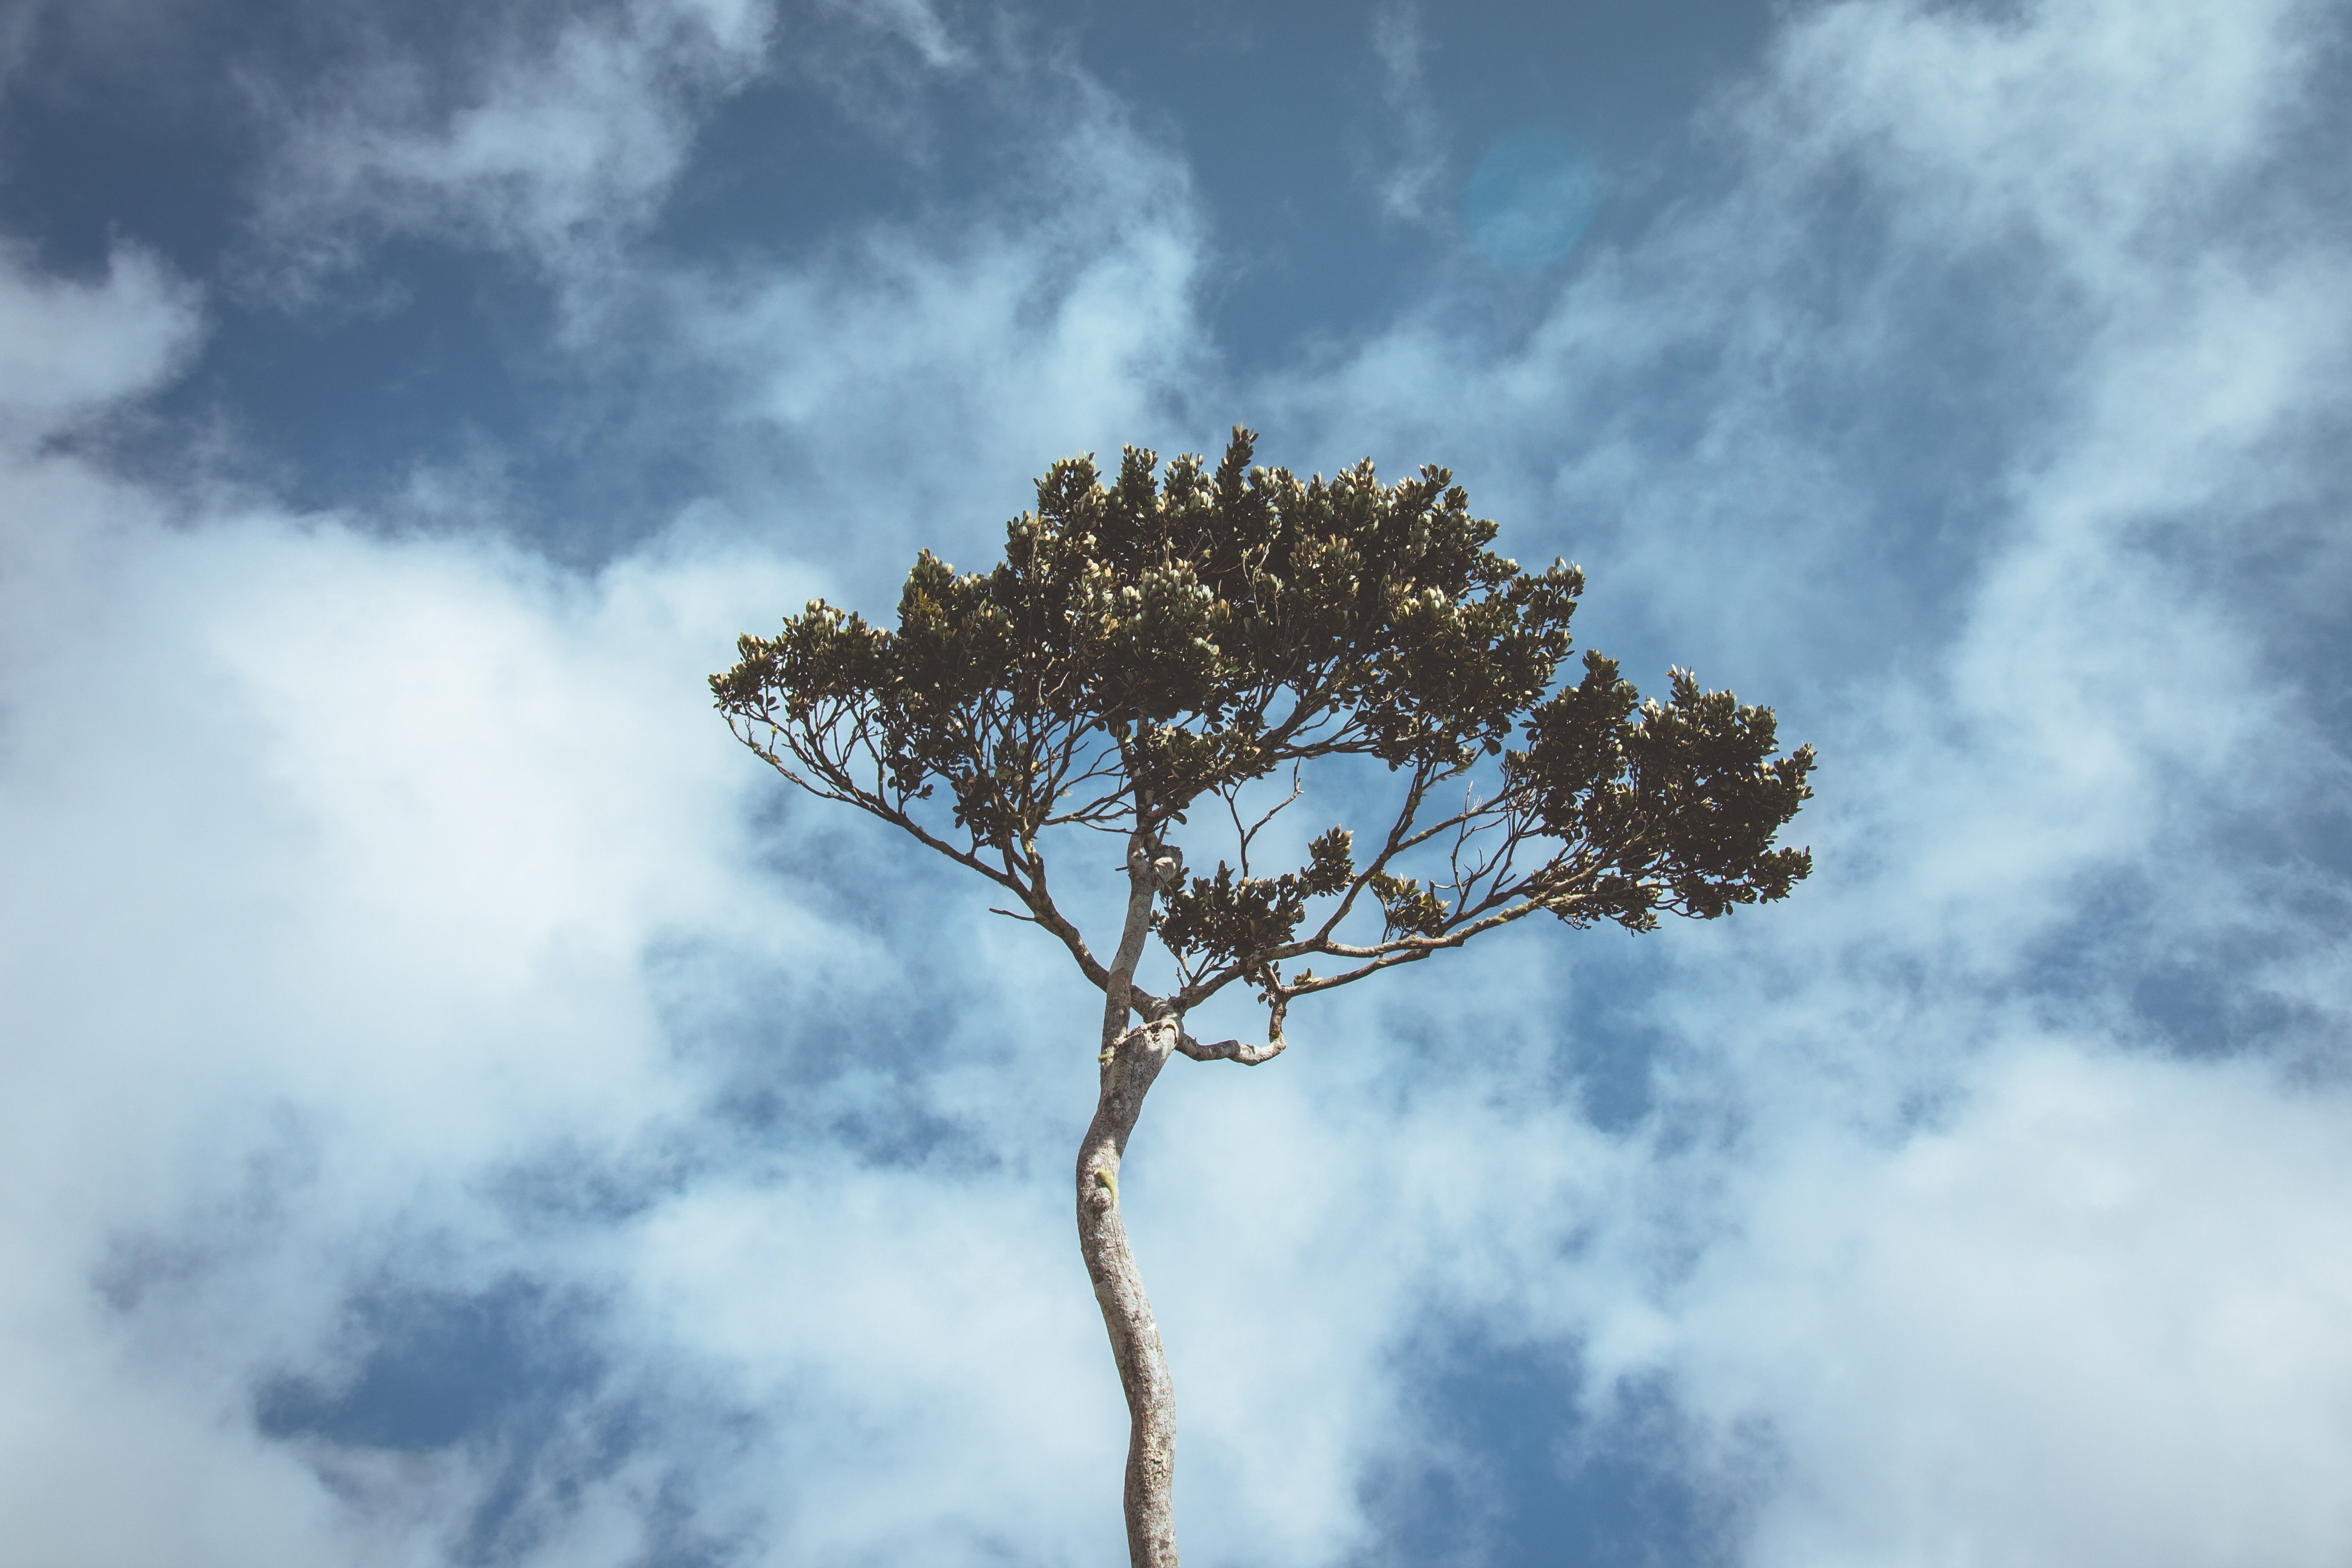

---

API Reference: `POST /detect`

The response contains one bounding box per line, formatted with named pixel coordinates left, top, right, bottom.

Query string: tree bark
left=1078, top=833, right=1182, bottom=1567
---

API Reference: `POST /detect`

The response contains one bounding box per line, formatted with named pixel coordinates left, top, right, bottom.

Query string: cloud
left=208, top=0, right=1213, bottom=572
left=822, top=0, right=966, bottom=70
left=3, top=0, right=2351, bottom=1564
left=630, top=89, right=1213, bottom=592
left=0, top=221, right=833, bottom=1560
left=0, top=241, right=202, bottom=442
left=0, top=82, right=1212, bottom=1557
left=233, top=0, right=998, bottom=299
left=1228, top=0, right=2352, bottom=1561
left=1366, top=2, right=1447, bottom=227
left=1673, top=1044, right=2352, bottom=1568
left=245, top=0, right=779, bottom=287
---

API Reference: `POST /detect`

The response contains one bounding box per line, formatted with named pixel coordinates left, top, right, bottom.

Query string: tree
left=711, top=427, right=1814, bottom=1567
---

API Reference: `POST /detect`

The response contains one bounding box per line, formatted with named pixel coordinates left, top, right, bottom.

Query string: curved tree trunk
left=1077, top=833, right=1183, bottom=1567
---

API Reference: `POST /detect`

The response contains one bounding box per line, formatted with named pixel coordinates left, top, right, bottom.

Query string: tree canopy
left=711, top=426, right=1814, bottom=1043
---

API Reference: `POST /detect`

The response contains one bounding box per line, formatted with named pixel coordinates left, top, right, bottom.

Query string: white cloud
left=237, top=0, right=998, bottom=297
left=0, top=242, right=202, bottom=442
left=4, top=0, right=2351, bottom=1563
left=1366, top=1, right=1447, bottom=227
left=822, top=0, right=966, bottom=70
left=0, top=274, right=815, bottom=1559
left=1670, top=1045, right=2352, bottom=1568
left=249, top=0, right=779, bottom=285
left=0, top=146, right=1204, bottom=1559
left=1242, top=0, right=2352, bottom=1561
left=1760, top=0, right=2312, bottom=268
left=638, top=102, right=1212, bottom=590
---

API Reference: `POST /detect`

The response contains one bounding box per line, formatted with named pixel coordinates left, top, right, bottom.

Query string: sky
left=3, top=0, right=2350, bottom=1564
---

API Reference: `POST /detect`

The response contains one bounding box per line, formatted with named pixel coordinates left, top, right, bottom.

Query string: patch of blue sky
left=1357, top=1340, right=1752, bottom=1568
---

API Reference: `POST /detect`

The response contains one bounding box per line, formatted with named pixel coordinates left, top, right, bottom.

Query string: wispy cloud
left=1366, top=1, right=1448, bottom=228
left=0, top=241, right=202, bottom=440
left=244, top=0, right=779, bottom=289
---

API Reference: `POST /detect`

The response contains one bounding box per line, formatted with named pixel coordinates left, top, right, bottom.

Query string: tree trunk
left=1077, top=833, right=1182, bottom=1567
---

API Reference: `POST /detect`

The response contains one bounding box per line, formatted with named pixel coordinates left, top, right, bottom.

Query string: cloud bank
left=2, top=0, right=2348, bottom=1564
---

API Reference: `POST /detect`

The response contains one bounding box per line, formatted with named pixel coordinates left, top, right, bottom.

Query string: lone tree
left=712, top=428, right=1813, bottom=1566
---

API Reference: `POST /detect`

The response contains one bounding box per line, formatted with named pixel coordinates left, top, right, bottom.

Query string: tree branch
left=1172, top=990, right=1288, bottom=1066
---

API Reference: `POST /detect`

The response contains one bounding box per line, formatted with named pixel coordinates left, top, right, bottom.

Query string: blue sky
left=3, top=1, right=2351, bottom=1564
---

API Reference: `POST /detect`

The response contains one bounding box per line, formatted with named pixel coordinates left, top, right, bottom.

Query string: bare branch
left=1173, top=1002, right=1288, bottom=1066
left=1105, top=996, right=1288, bottom=1067
left=1023, top=849, right=1112, bottom=992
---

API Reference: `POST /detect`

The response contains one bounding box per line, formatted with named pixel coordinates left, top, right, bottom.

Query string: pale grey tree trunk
left=1077, top=832, right=1184, bottom=1568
